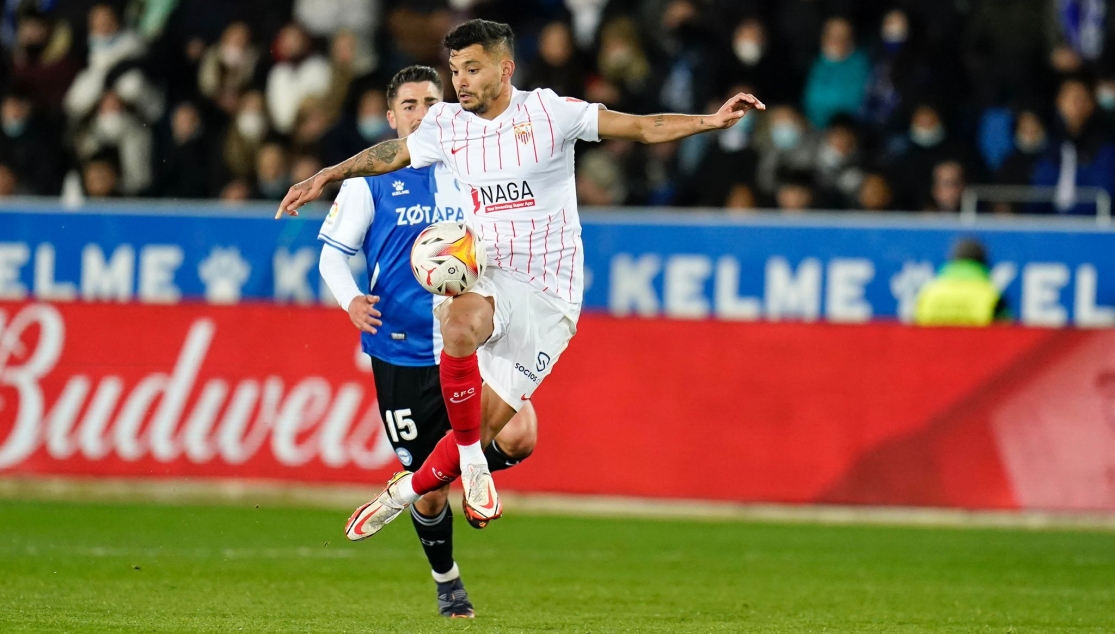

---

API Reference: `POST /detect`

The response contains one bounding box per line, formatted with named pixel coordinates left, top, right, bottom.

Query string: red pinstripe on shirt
left=536, top=92, right=556, bottom=158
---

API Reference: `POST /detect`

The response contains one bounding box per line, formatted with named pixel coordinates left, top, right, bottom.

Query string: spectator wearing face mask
left=755, top=104, right=822, bottom=201
left=722, top=17, right=797, bottom=104
left=75, top=90, right=152, bottom=195
left=996, top=110, right=1049, bottom=186
left=0, top=90, right=65, bottom=195
left=198, top=22, right=262, bottom=117
left=64, top=3, right=146, bottom=124
left=320, top=88, right=391, bottom=166
left=9, top=7, right=78, bottom=113
left=679, top=88, right=761, bottom=209
left=1032, top=76, right=1115, bottom=214
left=889, top=103, right=982, bottom=210
left=1095, top=73, right=1115, bottom=134
left=223, top=90, right=270, bottom=181
left=802, top=17, right=871, bottom=128
left=265, top=23, right=332, bottom=135
left=812, top=115, right=865, bottom=209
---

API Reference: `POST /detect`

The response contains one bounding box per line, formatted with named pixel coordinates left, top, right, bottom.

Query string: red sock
left=411, top=432, right=462, bottom=494
left=440, top=351, right=482, bottom=446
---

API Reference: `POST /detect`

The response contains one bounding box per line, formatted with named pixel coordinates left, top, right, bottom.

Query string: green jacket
left=914, top=260, right=1002, bottom=326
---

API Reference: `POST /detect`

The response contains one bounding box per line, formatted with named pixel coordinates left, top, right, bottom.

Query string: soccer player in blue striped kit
left=316, top=65, right=537, bottom=618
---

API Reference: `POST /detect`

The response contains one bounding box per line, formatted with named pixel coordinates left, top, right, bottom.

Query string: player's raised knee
left=439, top=295, right=494, bottom=355
left=441, top=315, right=485, bottom=354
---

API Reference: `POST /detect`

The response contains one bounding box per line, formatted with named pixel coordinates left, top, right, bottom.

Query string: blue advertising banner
left=1, top=202, right=1112, bottom=326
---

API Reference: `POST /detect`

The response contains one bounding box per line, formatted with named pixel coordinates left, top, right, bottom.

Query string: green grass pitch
left=1, top=499, right=1113, bottom=633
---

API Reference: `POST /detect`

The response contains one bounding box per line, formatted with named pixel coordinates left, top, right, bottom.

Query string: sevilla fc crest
left=514, top=122, right=533, bottom=145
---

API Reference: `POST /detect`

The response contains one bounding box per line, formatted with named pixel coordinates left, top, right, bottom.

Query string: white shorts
left=438, top=267, right=578, bottom=412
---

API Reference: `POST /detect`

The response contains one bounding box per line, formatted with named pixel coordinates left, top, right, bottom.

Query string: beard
left=460, top=82, right=499, bottom=115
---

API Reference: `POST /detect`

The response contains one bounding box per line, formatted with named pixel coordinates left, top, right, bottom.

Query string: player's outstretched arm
left=597, top=92, right=765, bottom=145
left=275, top=138, right=412, bottom=218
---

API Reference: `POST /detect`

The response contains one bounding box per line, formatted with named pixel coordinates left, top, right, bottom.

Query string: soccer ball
left=410, top=222, right=488, bottom=296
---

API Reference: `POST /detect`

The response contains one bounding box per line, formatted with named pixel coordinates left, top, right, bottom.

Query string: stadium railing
left=960, top=184, right=1112, bottom=227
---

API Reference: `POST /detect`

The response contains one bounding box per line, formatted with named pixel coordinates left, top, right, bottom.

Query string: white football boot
left=460, top=462, right=502, bottom=527
left=344, top=471, right=413, bottom=541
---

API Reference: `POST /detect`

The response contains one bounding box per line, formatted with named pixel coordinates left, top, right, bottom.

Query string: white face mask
left=89, top=34, right=119, bottom=52
left=733, top=39, right=763, bottom=65
left=221, top=45, right=247, bottom=67
left=1098, top=87, right=1115, bottom=111
left=237, top=111, right=266, bottom=141
left=881, top=23, right=908, bottom=44
left=771, top=122, right=801, bottom=150
left=822, top=44, right=849, bottom=62
left=95, top=111, right=126, bottom=139
left=818, top=143, right=846, bottom=169
left=910, top=124, right=945, bottom=148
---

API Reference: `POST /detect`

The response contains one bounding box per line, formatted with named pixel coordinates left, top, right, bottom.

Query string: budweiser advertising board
left=2, top=301, right=1115, bottom=511
left=0, top=301, right=400, bottom=481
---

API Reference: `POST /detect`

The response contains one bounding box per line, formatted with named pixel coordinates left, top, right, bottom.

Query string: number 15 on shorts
left=384, top=409, right=417, bottom=442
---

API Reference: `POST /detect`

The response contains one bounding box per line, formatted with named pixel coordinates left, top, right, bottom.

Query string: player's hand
left=347, top=295, right=383, bottom=334
left=275, top=170, right=330, bottom=219
left=710, top=92, right=765, bottom=129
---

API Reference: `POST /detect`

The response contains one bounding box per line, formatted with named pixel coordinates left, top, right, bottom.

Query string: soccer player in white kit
left=277, top=19, right=764, bottom=536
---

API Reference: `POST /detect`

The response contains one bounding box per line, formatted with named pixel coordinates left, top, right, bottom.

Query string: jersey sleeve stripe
left=318, top=234, right=359, bottom=256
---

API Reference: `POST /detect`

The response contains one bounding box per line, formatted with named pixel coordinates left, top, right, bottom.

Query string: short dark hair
left=386, top=65, right=443, bottom=105
left=444, top=19, right=515, bottom=59
left=951, top=237, right=988, bottom=266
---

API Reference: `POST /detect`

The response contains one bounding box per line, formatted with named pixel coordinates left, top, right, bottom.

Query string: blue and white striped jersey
left=318, top=164, right=469, bottom=366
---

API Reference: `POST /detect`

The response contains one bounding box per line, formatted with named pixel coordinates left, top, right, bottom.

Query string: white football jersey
left=406, top=87, right=601, bottom=317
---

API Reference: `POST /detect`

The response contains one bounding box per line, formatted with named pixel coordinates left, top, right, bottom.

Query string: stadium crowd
left=1, top=0, right=1114, bottom=214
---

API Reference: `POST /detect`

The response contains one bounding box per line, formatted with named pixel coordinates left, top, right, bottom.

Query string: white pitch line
left=2, top=476, right=1114, bottom=532
left=0, top=545, right=362, bottom=560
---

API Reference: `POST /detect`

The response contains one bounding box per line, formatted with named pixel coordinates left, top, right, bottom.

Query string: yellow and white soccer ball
left=410, top=222, right=488, bottom=296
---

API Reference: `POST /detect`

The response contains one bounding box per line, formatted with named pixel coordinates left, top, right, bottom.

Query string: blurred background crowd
left=2, top=0, right=1115, bottom=213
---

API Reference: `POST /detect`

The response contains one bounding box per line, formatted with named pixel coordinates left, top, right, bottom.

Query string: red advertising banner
left=1, top=301, right=1113, bottom=511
